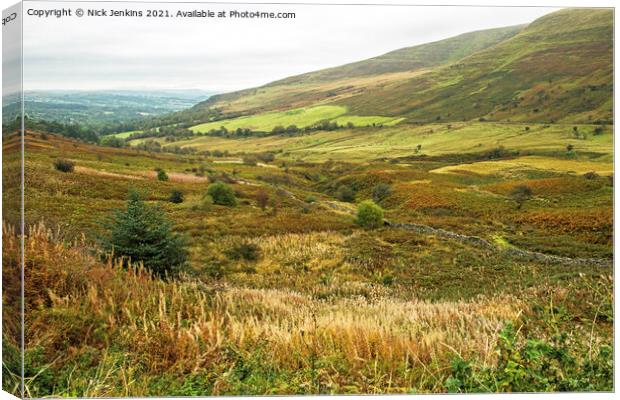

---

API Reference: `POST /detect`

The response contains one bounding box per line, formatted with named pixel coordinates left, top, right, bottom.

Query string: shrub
left=510, top=185, right=533, bottom=210
left=356, top=200, right=384, bottom=229
left=336, top=185, right=356, bottom=203
left=157, top=170, right=169, bottom=181
left=169, top=190, right=184, bottom=204
left=372, top=183, right=391, bottom=204
left=100, top=190, right=187, bottom=277
left=381, top=274, right=395, bottom=286
left=226, top=241, right=261, bottom=261
left=285, top=125, right=299, bottom=134
left=100, top=136, right=126, bottom=148
left=256, top=189, right=269, bottom=211
left=207, top=182, right=237, bottom=206
left=256, top=152, right=275, bottom=163
left=583, top=171, right=599, bottom=180
left=54, top=158, right=74, bottom=173
left=271, top=125, right=286, bottom=134
left=242, top=155, right=258, bottom=166
left=444, top=323, right=612, bottom=393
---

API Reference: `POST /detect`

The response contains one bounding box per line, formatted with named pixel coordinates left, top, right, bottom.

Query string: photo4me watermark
left=26, top=7, right=296, bottom=19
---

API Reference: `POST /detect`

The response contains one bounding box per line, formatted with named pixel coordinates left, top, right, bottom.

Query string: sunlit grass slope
left=190, top=105, right=347, bottom=132
left=189, top=105, right=404, bottom=133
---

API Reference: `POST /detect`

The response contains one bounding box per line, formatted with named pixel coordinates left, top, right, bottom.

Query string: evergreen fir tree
left=101, top=190, right=187, bottom=277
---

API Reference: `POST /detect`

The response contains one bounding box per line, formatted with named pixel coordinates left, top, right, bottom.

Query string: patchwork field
left=189, top=105, right=345, bottom=133
left=106, top=130, right=140, bottom=139
left=188, top=105, right=405, bottom=134
left=431, top=155, right=614, bottom=177
left=132, top=122, right=613, bottom=163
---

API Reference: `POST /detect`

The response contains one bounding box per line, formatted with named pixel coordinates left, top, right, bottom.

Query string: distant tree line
left=132, top=139, right=199, bottom=155
left=197, top=119, right=378, bottom=139
left=4, top=116, right=99, bottom=143
left=100, top=107, right=223, bottom=136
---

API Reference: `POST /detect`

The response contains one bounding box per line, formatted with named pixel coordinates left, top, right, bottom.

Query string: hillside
left=5, top=8, right=614, bottom=396
left=188, top=24, right=525, bottom=117
left=5, top=130, right=613, bottom=395
left=269, top=24, right=525, bottom=85
left=184, top=8, right=611, bottom=126
left=336, top=8, right=613, bottom=123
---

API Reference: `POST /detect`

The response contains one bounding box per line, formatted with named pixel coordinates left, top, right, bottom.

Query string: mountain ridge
left=193, top=23, right=526, bottom=117
left=161, top=8, right=613, bottom=130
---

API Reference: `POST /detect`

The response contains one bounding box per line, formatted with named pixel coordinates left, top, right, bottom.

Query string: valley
left=2, top=7, right=613, bottom=397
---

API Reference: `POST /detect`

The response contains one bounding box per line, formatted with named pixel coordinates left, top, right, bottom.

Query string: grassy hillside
left=191, top=105, right=347, bottom=133
left=134, top=122, right=612, bottom=163
left=336, top=8, right=613, bottom=123
left=3, top=130, right=612, bottom=396
left=189, top=105, right=404, bottom=134
left=270, top=25, right=524, bottom=85
left=181, top=9, right=611, bottom=127
left=186, top=25, right=524, bottom=118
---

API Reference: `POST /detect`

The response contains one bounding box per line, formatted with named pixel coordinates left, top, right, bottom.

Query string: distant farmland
left=189, top=105, right=402, bottom=133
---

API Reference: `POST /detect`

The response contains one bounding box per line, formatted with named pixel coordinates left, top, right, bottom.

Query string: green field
left=332, top=115, right=404, bottom=127
left=189, top=105, right=404, bottom=134
left=190, top=105, right=347, bottom=133
left=432, top=155, right=614, bottom=176
left=106, top=130, right=141, bottom=139
left=140, top=122, right=612, bottom=162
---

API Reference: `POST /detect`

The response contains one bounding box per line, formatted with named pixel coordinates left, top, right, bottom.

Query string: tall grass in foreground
left=3, top=222, right=612, bottom=396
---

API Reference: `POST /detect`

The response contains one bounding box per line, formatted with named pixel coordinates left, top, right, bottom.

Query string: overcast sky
left=21, top=2, right=559, bottom=93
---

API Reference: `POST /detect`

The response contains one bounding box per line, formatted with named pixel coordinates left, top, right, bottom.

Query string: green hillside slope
left=336, top=8, right=613, bottom=123
left=270, top=25, right=524, bottom=85
left=193, top=9, right=611, bottom=126
left=192, top=24, right=524, bottom=116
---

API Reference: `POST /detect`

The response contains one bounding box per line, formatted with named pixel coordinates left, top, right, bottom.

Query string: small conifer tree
left=101, top=190, right=187, bottom=276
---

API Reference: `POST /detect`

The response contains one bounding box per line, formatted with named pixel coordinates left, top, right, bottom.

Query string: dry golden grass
left=216, top=286, right=522, bottom=369
left=251, top=231, right=345, bottom=265
left=13, top=222, right=525, bottom=395
left=431, top=156, right=613, bottom=177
